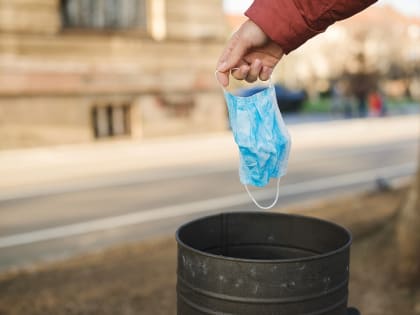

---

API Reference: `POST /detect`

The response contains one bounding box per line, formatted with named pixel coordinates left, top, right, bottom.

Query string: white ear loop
left=245, top=176, right=281, bottom=210
left=214, top=68, right=240, bottom=91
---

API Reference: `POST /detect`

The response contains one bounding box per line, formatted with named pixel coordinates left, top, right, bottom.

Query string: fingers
left=246, top=59, right=262, bottom=83
left=259, top=66, right=272, bottom=81
left=232, top=63, right=250, bottom=81
left=216, top=63, right=271, bottom=87
left=215, top=71, right=229, bottom=87
left=233, top=60, right=269, bottom=84
left=216, top=64, right=249, bottom=87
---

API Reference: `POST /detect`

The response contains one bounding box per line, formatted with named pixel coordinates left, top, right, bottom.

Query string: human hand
left=216, top=19, right=284, bottom=87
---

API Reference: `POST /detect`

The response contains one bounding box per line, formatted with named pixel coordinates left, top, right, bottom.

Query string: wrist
left=240, top=19, right=270, bottom=48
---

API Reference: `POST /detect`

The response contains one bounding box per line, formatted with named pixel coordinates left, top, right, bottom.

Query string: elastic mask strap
left=244, top=176, right=281, bottom=210
left=214, top=68, right=239, bottom=92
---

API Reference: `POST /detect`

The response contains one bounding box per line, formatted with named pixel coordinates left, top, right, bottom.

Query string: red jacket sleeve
left=245, top=0, right=377, bottom=54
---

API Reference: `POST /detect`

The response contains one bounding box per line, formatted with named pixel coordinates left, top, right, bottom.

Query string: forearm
left=245, top=0, right=377, bottom=54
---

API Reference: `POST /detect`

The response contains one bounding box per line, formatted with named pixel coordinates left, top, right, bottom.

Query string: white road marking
left=0, top=140, right=416, bottom=202
left=0, top=163, right=415, bottom=249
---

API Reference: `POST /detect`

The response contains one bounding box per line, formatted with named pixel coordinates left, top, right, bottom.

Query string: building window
left=61, top=0, right=147, bottom=30
left=92, top=103, right=131, bottom=138
left=161, top=95, right=195, bottom=118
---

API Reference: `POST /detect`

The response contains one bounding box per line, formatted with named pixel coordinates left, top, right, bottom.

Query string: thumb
left=216, top=33, right=249, bottom=87
left=217, top=33, right=249, bottom=73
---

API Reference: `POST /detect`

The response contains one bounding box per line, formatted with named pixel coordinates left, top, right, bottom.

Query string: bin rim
left=175, top=211, right=352, bottom=264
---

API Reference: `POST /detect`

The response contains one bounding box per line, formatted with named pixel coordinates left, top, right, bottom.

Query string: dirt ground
left=0, top=186, right=419, bottom=315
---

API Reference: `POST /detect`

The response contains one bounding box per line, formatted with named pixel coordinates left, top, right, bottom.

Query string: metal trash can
left=176, top=212, right=358, bottom=315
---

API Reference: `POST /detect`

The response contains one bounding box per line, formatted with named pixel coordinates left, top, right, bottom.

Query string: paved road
left=0, top=117, right=418, bottom=272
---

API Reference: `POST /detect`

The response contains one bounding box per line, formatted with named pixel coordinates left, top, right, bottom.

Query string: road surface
left=0, top=116, right=418, bottom=271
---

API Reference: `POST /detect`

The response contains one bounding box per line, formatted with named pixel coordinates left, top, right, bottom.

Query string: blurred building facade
left=0, top=0, right=228, bottom=149
left=277, top=6, right=420, bottom=101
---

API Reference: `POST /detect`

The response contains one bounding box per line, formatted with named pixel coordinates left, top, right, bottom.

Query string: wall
left=0, top=0, right=228, bottom=149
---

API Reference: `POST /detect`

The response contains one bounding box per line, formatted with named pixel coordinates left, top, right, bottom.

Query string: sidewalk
left=1, top=115, right=418, bottom=199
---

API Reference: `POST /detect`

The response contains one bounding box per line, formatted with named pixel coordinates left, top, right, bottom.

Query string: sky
left=223, top=0, right=420, bottom=17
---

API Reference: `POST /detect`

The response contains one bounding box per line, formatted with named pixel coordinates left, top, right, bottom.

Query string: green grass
left=302, top=97, right=331, bottom=113
left=386, top=97, right=415, bottom=107
left=302, top=96, right=419, bottom=114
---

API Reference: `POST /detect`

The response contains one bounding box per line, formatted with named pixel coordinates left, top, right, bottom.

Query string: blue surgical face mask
left=222, top=79, right=291, bottom=209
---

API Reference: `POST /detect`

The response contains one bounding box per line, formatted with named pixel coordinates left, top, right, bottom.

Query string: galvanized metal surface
left=176, top=212, right=353, bottom=315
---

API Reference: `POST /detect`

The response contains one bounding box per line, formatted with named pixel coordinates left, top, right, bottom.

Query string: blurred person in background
left=368, top=90, right=385, bottom=117
left=330, top=80, right=342, bottom=116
